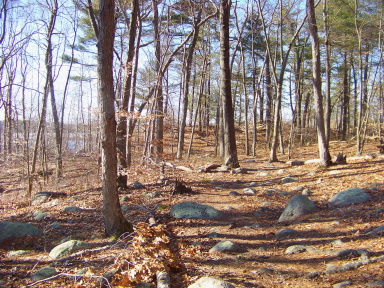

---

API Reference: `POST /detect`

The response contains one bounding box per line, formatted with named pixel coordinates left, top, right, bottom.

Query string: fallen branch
left=163, top=162, right=194, bottom=172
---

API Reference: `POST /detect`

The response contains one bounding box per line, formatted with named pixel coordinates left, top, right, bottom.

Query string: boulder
left=281, top=177, right=298, bottom=184
left=170, top=202, right=222, bottom=219
left=188, top=276, right=236, bottom=288
left=329, top=188, right=372, bottom=206
left=31, top=266, right=57, bottom=281
left=49, top=240, right=91, bottom=259
left=0, top=222, right=43, bottom=244
left=209, top=240, right=245, bottom=253
left=278, top=194, right=316, bottom=222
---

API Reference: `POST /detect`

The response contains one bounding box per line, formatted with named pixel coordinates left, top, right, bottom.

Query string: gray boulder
left=0, top=221, right=43, bottom=244
left=367, top=225, right=384, bottom=235
left=31, top=266, right=57, bottom=281
left=278, top=194, right=316, bottom=222
left=49, top=240, right=91, bottom=259
left=209, top=240, right=245, bottom=253
left=31, top=192, right=51, bottom=205
left=170, top=202, right=222, bottom=219
left=188, top=276, right=236, bottom=288
left=329, top=188, right=372, bottom=206
left=281, top=177, right=297, bottom=184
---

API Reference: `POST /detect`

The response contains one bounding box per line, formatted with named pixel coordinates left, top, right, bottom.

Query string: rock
left=277, top=169, right=287, bottom=175
left=170, top=202, right=222, bottom=219
left=188, top=276, right=235, bottom=288
left=293, top=186, right=304, bottom=191
left=49, top=222, right=60, bottom=229
left=281, top=177, right=297, bottom=184
left=249, top=182, right=257, bottom=187
left=145, top=191, right=161, bottom=198
left=121, top=205, right=130, bottom=212
left=121, top=195, right=129, bottom=202
left=329, top=170, right=342, bottom=175
left=255, top=268, right=275, bottom=275
left=242, top=188, right=256, bottom=195
left=0, top=221, right=43, bottom=244
left=329, top=188, right=372, bottom=206
left=278, top=194, right=316, bottom=222
left=207, top=232, right=219, bottom=238
left=265, top=188, right=281, bottom=195
left=64, top=206, right=82, bottom=212
left=302, top=188, right=311, bottom=196
left=209, top=240, right=245, bottom=253
left=230, top=167, right=248, bottom=174
left=367, top=225, right=384, bottom=235
left=373, top=208, right=384, bottom=215
left=31, top=192, right=51, bottom=205
left=7, top=250, right=30, bottom=257
left=34, top=211, right=47, bottom=221
left=251, top=223, right=261, bottom=228
left=366, top=280, right=384, bottom=287
left=229, top=191, right=241, bottom=196
left=49, top=240, right=91, bottom=259
left=276, top=228, right=299, bottom=238
left=258, top=172, right=270, bottom=177
left=31, top=266, right=57, bottom=281
left=285, top=245, right=308, bottom=254
left=133, top=181, right=145, bottom=189
left=333, top=281, right=352, bottom=288
left=216, top=165, right=230, bottom=172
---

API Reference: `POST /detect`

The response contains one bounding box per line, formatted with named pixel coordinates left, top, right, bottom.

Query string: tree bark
left=98, top=0, right=133, bottom=236
left=306, top=0, right=332, bottom=167
left=219, top=0, right=239, bottom=168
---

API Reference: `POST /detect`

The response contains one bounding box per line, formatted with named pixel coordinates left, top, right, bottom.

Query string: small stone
left=64, top=206, right=82, bottom=212
left=49, top=240, right=91, bottom=259
left=279, top=191, right=291, bottom=196
left=332, top=221, right=341, bottom=225
left=258, top=172, right=270, bottom=177
left=31, top=266, right=57, bottom=281
left=261, top=201, right=272, bottom=207
left=8, top=250, right=30, bottom=257
left=251, top=223, right=261, bottom=228
left=249, top=182, right=257, bottom=187
left=367, top=225, right=384, bottom=235
left=229, top=191, right=241, bottom=196
left=133, top=181, right=145, bottom=189
left=277, top=169, right=287, bottom=175
left=209, top=240, right=245, bottom=253
left=50, top=222, right=61, bottom=229
left=121, top=205, right=130, bottom=212
left=329, top=170, right=342, bottom=175
left=333, top=281, right=352, bottom=288
left=366, top=280, right=384, bottom=287
left=373, top=208, right=384, bottom=215
left=293, top=186, right=304, bottom=191
left=68, top=196, right=78, bottom=202
left=333, top=239, right=344, bottom=246
left=34, top=212, right=47, bottom=221
left=276, top=228, right=299, bottom=238
left=317, top=178, right=323, bottom=183
left=302, top=188, right=311, bottom=196
left=121, top=195, right=129, bottom=202
left=207, top=232, right=219, bottom=238
left=255, top=267, right=275, bottom=275
left=304, top=271, right=322, bottom=279
left=145, top=191, right=161, bottom=198
left=281, top=177, right=297, bottom=184
left=242, top=188, right=256, bottom=195
left=285, top=245, right=308, bottom=254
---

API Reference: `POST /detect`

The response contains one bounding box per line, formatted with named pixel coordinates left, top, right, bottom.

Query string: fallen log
left=163, top=162, right=194, bottom=172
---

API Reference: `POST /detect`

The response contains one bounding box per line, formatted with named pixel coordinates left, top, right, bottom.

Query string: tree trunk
left=307, top=0, right=332, bottom=167
left=177, top=9, right=202, bottom=159
left=98, top=0, right=133, bottom=236
left=219, top=0, right=239, bottom=168
left=116, top=0, right=139, bottom=170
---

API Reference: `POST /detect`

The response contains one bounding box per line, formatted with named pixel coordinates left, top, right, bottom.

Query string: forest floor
left=1, top=130, right=384, bottom=288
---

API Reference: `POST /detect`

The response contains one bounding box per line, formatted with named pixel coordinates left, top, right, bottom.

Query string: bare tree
left=219, top=0, right=239, bottom=167
left=98, top=0, right=133, bottom=236
left=306, top=0, right=332, bottom=167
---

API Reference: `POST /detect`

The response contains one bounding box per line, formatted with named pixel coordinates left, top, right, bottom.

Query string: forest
left=0, top=0, right=384, bottom=287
